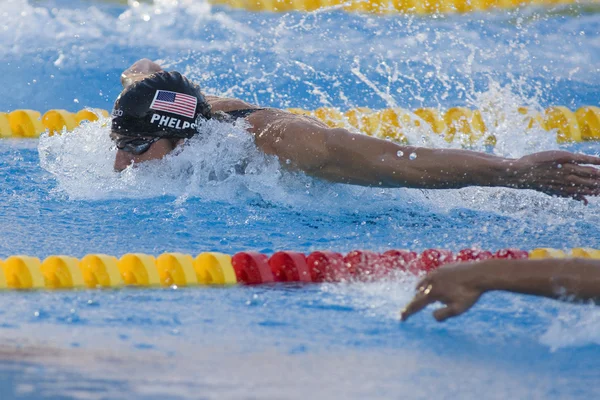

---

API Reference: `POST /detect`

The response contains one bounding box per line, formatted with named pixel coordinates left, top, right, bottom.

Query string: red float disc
left=494, top=248, right=529, bottom=259
left=455, top=248, right=493, bottom=262
left=269, top=251, right=312, bottom=283
left=306, top=251, right=346, bottom=282
left=381, top=250, right=418, bottom=271
left=410, top=249, right=454, bottom=274
left=344, top=250, right=385, bottom=279
left=231, top=252, right=274, bottom=284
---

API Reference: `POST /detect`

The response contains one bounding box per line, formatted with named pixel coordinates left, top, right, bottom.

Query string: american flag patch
left=150, top=90, right=197, bottom=119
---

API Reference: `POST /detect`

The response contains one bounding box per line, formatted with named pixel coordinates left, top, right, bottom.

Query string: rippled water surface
left=1, top=0, right=600, bottom=398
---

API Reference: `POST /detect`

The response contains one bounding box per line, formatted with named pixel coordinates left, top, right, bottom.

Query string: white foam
left=540, top=302, right=600, bottom=350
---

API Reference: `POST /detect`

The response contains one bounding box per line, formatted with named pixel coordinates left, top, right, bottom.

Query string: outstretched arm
left=400, top=258, right=600, bottom=322
left=264, top=121, right=600, bottom=202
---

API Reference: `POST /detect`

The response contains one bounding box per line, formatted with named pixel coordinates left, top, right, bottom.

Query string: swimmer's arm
left=121, top=59, right=164, bottom=88
left=263, top=123, right=600, bottom=201
left=260, top=122, right=506, bottom=188
left=400, top=258, right=600, bottom=322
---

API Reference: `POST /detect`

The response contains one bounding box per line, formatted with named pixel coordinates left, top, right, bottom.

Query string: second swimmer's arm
left=401, top=258, right=600, bottom=322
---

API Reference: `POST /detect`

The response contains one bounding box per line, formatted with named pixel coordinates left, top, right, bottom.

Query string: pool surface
left=1, top=0, right=600, bottom=398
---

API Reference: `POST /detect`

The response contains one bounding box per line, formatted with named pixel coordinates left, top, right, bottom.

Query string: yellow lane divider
left=210, top=0, right=583, bottom=14
left=1, top=109, right=108, bottom=139
left=0, top=253, right=238, bottom=290
left=1, top=106, right=598, bottom=145
left=289, top=105, right=600, bottom=144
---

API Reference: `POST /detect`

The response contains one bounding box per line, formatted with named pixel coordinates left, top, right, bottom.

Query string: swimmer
left=400, top=257, right=600, bottom=322
left=112, top=58, right=600, bottom=203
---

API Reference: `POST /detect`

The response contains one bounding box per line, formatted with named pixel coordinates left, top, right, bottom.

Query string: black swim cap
left=111, top=71, right=211, bottom=140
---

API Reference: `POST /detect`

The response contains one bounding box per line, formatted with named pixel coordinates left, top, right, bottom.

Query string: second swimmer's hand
left=400, top=264, right=484, bottom=322
left=503, top=151, right=600, bottom=204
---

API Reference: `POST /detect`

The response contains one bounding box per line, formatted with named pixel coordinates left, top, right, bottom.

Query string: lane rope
left=209, top=0, right=583, bottom=14
left=0, top=247, right=597, bottom=290
left=2, top=105, right=599, bottom=144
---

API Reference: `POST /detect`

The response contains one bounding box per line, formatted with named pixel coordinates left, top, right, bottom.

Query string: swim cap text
left=150, top=113, right=196, bottom=130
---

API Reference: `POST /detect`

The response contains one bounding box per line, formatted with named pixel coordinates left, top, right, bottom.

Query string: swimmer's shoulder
left=205, top=95, right=257, bottom=113
left=205, top=95, right=328, bottom=129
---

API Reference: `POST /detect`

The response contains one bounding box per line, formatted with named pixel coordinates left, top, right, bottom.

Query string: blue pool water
left=1, top=0, right=600, bottom=398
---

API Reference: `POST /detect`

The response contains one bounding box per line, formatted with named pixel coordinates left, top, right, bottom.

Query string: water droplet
left=396, top=150, right=404, bottom=157
left=557, top=164, right=562, bottom=169
left=409, top=152, right=417, bottom=160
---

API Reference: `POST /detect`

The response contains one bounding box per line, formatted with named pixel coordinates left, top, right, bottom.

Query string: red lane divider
left=228, top=248, right=530, bottom=285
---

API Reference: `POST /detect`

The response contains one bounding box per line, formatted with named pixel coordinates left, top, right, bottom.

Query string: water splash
left=540, top=302, right=600, bottom=350
left=38, top=115, right=284, bottom=201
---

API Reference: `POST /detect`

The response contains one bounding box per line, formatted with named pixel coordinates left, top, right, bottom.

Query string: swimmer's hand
left=121, top=58, right=164, bottom=87
left=400, top=263, right=484, bottom=322
left=400, top=258, right=600, bottom=322
left=504, top=151, right=600, bottom=204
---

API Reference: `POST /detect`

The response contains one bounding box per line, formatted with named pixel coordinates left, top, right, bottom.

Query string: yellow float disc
left=41, top=256, right=84, bottom=289
left=0, top=259, right=6, bottom=289
left=570, top=248, right=600, bottom=259
left=381, top=108, right=411, bottom=143
left=156, top=253, right=197, bottom=286
left=529, top=248, right=567, bottom=259
left=518, top=107, right=545, bottom=130
left=302, top=0, right=325, bottom=10
left=8, top=110, right=44, bottom=138
left=314, top=107, right=345, bottom=128
left=575, top=106, right=600, bottom=140
left=194, top=252, right=237, bottom=285
left=3, top=256, right=44, bottom=289
left=75, top=108, right=110, bottom=124
left=469, top=110, right=487, bottom=143
left=42, top=110, right=79, bottom=136
left=287, top=108, right=313, bottom=116
left=79, top=254, right=122, bottom=288
left=0, top=113, right=12, bottom=138
left=413, top=108, right=445, bottom=134
left=544, top=106, right=582, bottom=143
left=118, top=253, right=159, bottom=286
left=344, top=107, right=372, bottom=130
left=444, top=107, right=474, bottom=143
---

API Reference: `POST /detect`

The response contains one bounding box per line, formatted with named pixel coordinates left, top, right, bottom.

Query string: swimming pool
left=2, top=0, right=600, bottom=398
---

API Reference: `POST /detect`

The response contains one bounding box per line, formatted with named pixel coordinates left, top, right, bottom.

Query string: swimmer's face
left=113, top=138, right=184, bottom=172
